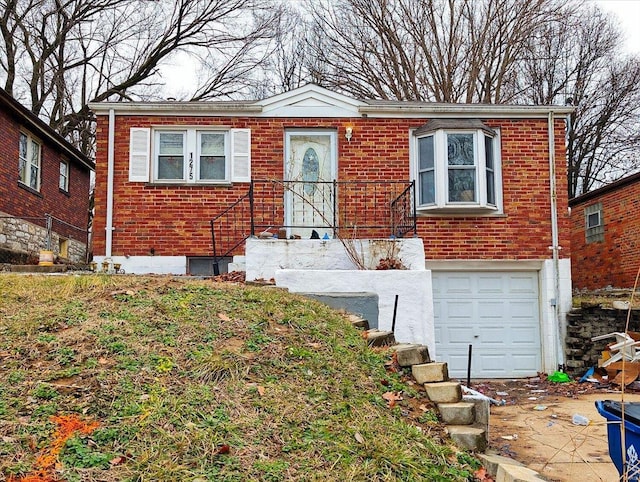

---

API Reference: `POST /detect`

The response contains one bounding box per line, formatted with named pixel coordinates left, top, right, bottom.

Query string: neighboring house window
left=412, top=119, right=502, bottom=213
left=19, top=132, right=41, bottom=191
left=585, top=202, right=604, bottom=243
left=59, top=160, right=70, bottom=191
left=128, top=127, right=251, bottom=184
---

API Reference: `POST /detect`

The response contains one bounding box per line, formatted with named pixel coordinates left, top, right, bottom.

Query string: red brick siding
left=0, top=107, right=92, bottom=240
left=93, top=115, right=570, bottom=260
left=571, top=181, right=640, bottom=289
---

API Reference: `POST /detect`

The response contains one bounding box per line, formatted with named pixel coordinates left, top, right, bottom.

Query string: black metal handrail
left=210, top=179, right=416, bottom=273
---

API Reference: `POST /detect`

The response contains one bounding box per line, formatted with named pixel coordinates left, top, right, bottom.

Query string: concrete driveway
left=485, top=381, right=640, bottom=481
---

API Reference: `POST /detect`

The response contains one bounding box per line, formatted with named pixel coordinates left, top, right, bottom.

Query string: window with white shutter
left=129, top=128, right=150, bottom=182
left=129, top=127, right=251, bottom=184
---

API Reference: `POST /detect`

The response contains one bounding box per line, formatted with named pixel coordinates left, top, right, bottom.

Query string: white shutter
left=129, top=128, right=150, bottom=182
left=230, top=128, right=251, bottom=183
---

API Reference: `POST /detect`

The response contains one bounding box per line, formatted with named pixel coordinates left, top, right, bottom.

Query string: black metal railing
left=210, top=179, right=416, bottom=273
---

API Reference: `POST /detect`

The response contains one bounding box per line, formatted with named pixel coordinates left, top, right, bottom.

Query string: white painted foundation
left=245, top=237, right=426, bottom=281
left=92, top=255, right=186, bottom=275
left=275, top=269, right=435, bottom=357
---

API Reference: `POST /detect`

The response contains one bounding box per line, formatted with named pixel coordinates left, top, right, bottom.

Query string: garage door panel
left=476, top=275, right=505, bottom=294
left=444, top=327, right=476, bottom=344
left=433, top=271, right=541, bottom=378
left=508, top=275, right=538, bottom=295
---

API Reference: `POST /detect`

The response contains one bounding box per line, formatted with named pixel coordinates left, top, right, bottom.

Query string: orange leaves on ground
left=473, top=466, right=495, bottom=481
left=217, top=312, right=231, bottom=322
left=8, top=414, right=100, bottom=482
left=382, top=391, right=403, bottom=408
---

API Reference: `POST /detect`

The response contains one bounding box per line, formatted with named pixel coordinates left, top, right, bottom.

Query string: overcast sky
left=161, top=0, right=640, bottom=97
left=595, top=0, right=640, bottom=53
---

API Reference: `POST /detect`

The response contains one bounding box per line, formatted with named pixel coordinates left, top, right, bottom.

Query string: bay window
left=412, top=119, right=502, bottom=213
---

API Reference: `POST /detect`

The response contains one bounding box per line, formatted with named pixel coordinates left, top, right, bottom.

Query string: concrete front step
left=424, top=381, right=462, bottom=403
left=438, top=401, right=475, bottom=425
left=447, top=425, right=487, bottom=452
left=392, top=344, right=430, bottom=367
left=412, top=362, right=448, bottom=384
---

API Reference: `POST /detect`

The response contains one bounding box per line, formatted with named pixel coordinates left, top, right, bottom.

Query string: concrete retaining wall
left=275, top=269, right=435, bottom=356
left=245, top=237, right=426, bottom=281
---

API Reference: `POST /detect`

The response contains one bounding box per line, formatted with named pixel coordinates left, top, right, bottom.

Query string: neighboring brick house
left=570, top=172, right=640, bottom=290
left=89, top=84, right=573, bottom=377
left=0, top=88, right=94, bottom=263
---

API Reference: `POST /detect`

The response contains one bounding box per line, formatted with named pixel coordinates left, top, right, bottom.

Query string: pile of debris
left=586, top=331, right=640, bottom=387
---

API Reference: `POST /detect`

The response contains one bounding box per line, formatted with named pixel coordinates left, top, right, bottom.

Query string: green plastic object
left=548, top=371, right=571, bottom=383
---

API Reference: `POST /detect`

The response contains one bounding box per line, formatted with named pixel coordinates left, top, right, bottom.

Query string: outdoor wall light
left=345, top=126, right=353, bottom=142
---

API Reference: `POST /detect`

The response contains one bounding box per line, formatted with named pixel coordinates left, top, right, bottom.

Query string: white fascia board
left=359, top=103, right=574, bottom=119
left=88, top=101, right=262, bottom=117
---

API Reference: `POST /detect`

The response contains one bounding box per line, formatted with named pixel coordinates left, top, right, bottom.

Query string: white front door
left=433, top=271, right=541, bottom=378
left=284, top=131, right=337, bottom=239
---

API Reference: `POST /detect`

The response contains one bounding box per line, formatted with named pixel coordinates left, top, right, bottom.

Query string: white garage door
left=433, top=271, right=541, bottom=378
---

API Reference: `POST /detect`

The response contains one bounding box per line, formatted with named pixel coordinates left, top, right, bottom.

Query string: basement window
left=585, top=202, right=604, bottom=243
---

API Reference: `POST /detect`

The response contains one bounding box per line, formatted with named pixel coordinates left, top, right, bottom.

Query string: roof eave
left=88, top=102, right=263, bottom=116
left=0, top=89, right=94, bottom=171
left=359, top=104, right=574, bottom=118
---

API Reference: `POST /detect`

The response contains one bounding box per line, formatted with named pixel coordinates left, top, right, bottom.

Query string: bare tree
left=279, top=0, right=640, bottom=197
left=519, top=6, right=640, bottom=197
left=0, top=0, right=281, bottom=155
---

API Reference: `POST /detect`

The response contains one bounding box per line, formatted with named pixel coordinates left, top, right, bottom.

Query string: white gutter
left=548, top=111, right=564, bottom=369
left=106, top=108, right=115, bottom=257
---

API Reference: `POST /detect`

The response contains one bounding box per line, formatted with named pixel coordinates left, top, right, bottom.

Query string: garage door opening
left=432, top=271, right=541, bottom=378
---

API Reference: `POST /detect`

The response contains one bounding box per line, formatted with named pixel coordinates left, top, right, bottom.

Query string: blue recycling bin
left=595, top=400, right=640, bottom=481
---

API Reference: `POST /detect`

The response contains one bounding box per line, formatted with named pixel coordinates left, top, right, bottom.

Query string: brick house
left=0, top=88, right=94, bottom=263
left=570, top=172, right=640, bottom=290
left=89, top=84, right=572, bottom=377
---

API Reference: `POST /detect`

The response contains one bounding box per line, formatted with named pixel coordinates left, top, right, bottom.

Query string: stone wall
left=0, top=212, right=87, bottom=263
left=564, top=304, right=640, bottom=376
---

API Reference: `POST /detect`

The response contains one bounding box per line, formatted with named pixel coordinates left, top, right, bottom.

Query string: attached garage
left=432, top=271, right=542, bottom=378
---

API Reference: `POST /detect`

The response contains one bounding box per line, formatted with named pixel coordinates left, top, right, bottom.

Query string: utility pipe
left=548, top=111, right=564, bottom=370
left=105, top=108, right=115, bottom=257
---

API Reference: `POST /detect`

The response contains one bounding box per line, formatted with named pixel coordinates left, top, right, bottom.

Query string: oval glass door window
left=302, top=147, right=320, bottom=195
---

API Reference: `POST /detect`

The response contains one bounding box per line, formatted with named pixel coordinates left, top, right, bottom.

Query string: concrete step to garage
left=365, top=329, right=396, bottom=347
left=447, top=425, right=487, bottom=452
left=438, top=401, right=476, bottom=425
left=388, top=344, right=488, bottom=452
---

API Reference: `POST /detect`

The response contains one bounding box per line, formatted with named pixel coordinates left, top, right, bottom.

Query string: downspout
left=105, top=109, right=115, bottom=258
left=548, top=111, right=564, bottom=370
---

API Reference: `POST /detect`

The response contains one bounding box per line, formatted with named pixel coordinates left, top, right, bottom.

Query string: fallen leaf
left=218, top=313, right=231, bottom=322
left=257, top=385, right=265, bottom=396
left=382, top=391, right=403, bottom=408
left=354, top=432, right=365, bottom=444
left=215, top=444, right=230, bottom=455
left=110, top=455, right=126, bottom=466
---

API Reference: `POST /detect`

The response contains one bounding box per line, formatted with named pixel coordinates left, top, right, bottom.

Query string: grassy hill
left=0, top=275, right=479, bottom=481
